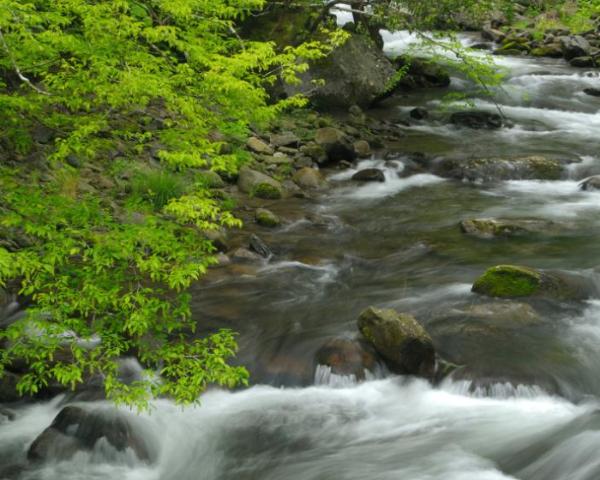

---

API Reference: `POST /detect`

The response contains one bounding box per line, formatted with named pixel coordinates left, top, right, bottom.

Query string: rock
left=237, top=166, right=283, bottom=199
left=198, top=170, right=225, bottom=188
left=434, top=155, right=564, bottom=182
left=530, top=44, right=564, bottom=57
left=560, top=35, right=591, bottom=61
left=28, top=406, right=152, bottom=463
left=0, top=408, right=15, bottom=422
left=357, top=307, right=435, bottom=376
left=284, top=34, right=396, bottom=109
left=314, top=127, right=356, bottom=163
left=450, top=111, right=503, bottom=129
left=294, top=156, right=314, bottom=169
left=353, top=140, right=371, bottom=158
left=580, top=175, right=600, bottom=191
left=231, top=247, right=262, bottom=263
left=570, top=56, right=596, bottom=67
left=204, top=228, right=229, bottom=252
left=482, top=27, right=505, bottom=42
left=315, top=338, right=378, bottom=380
left=394, top=57, right=451, bottom=89
left=270, top=131, right=300, bottom=148
left=460, top=218, right=559, bottom=238
left=472, top=265, right=596, bottom=301
left=255, top=208, right=281, bottom=228
left=0, top=371, right=20, bottom=403
left=292, top=167, right=327, bottom=190
left=299, top=143, right=328, bottom=165
left=246, top=137, right=274, bottom=155
left=410, top=107, right=428, bottom=120
left=249, top=234, right=271, bottom=258
left=584, top=88, right=600, bottom=97
left=352, top=168, right=385, bottom=183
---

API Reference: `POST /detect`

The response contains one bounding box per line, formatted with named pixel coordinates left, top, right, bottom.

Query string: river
left=2, top=31, right=600, bottom=480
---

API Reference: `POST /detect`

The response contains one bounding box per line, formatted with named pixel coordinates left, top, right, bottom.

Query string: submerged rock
left=315, top=337, right=378, bottom=380
left=28, top=406, right=152, bottom=463
left=584, top=88, right=600, bottom=97
left=472, top=265, right=596, bottom=300
left=579, top=175, right=600, bottom=191
left=351, top=168, right=385, bottom=183
left=434, top=155, right=564, bottom=182
left=237, top=166, right=283, bottom=200
left=249, top=234, right=271, bottom=258
left=460, top=218, right=560, bottom=238
left=450, top=111, right=503, bottom=129
left=357, top=307, right=435, bottom=377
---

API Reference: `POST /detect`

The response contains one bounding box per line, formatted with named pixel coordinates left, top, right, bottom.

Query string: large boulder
left=285, top=34, right=396, bottom=109
left=352, top=168, right=385, bottom=182
left=472, top=265, right=596, bottom=301
left=314, top=127, right=356, bottom=163
left=28, top=406, right=152, bottom=463
left=450, top=111, right=503, bottom=129
left=292, top=167, right=327, bottom=190
left=560, top=35, right=591, bottom=61
left=314, top=337, right=378, bottom=380
left=237, top=166, right=283, bottom=199
left=460, top=218, right=561, bottom=238
left=434, top=155, right=565, bottom=182
left=357, top=307, right=435, bottom=376
left=394, top=57, right=451, bottom=89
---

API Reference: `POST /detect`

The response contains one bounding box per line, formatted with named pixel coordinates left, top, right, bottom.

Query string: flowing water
left=3, top=32, right=600, bottom=480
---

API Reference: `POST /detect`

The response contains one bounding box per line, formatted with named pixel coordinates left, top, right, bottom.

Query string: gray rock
left=314, top=127, right=356, bottom=163
left=353, top=140, right=371, bottom=158
left=460, top=218, right=561, bottom=238
left=580, top=175, right=600, bottom=191
left=237, top=166, right=283, bottom=199
left=249, top=234, right=271, bottom=258
left=560, top=35, right=591, bottom=60
left=246, top=137, right=274, bottom=155
left=357, top=307, right=435, bottom=377
left=28, top=406, right=152, bottom=463
left=434, top=155, right=565, bottom=182
left=270, top=131, right=300, bottom=148
left=352, top=168, right=385, bottom=183
left=570, top=56, right=595, bottom=67
left=450, top=111, right=503, bottom=129
left=482, top=27, right=505, bottom=42
left=284, top=34, right=396, bottom=109
left=299, top=143, right=328, bottom=164
left=231, top=247, right=262, bottom=263
left=293, top=167, right=327, bottom=190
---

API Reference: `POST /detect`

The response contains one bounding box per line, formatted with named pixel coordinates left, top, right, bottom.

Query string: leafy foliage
left=0, top=0, right=342, bottom=407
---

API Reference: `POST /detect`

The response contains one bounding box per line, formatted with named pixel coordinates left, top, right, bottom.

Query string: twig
left=0, top=27, right=51, bottom=96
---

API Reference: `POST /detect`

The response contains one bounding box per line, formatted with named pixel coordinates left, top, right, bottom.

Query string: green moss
left=251, top=182, right=282, bottom=200
left=472, top=265, right=542, bottom=298
left=255, top=209, right=280, bottom=227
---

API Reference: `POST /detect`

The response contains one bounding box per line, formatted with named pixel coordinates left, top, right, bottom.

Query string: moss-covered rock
left=472, top=265, right=596, bottom=300
left=237, top=166, right=283, bottom=199
left=357, top=307, right=434, bottom=377
left=255, top=208, right=281, bottom=228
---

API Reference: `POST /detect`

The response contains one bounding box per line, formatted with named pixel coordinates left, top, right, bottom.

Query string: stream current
left=3, top=31, right=600, bottom=480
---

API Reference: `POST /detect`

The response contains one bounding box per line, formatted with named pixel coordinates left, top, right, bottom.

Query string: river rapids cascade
left=3, top=30, right=600, bottom=480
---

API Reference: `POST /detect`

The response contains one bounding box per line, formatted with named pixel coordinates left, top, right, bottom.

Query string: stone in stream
left=472, top=265, right=596, bottom=300
left=570, top=56, right=596, bottom=68
left=579, top=175, right=600, bottom=191
left=315, top=337, right=378, bottom=380
left=28, top=405, right=152, bottom=463
left=560, top=35, right=592, bottom=61
left=292, top=167, right=327, bottom=190
left=584, top=88, right=600, bottom=97
left=255, top=208, right=281, bottom=228
left=357, top=307, right=435, bottom=377
left=434, top=155, right=565, bottom=182
left=410, top=107, right=428, bottom=120
left=351, top=168, right=385, bottom=183
left=460, top=218, right=560, bottom=238
left=450, top=111, right=503, bottom=129
left=530, top=44, right=564, bottom=58
left=314, top=127, right=356, bottom=164
left=249, top=234, right=271, bottom=258
left=353, top=140, right=372, bottom=158
left=237, top=166, right=283, bottom=200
